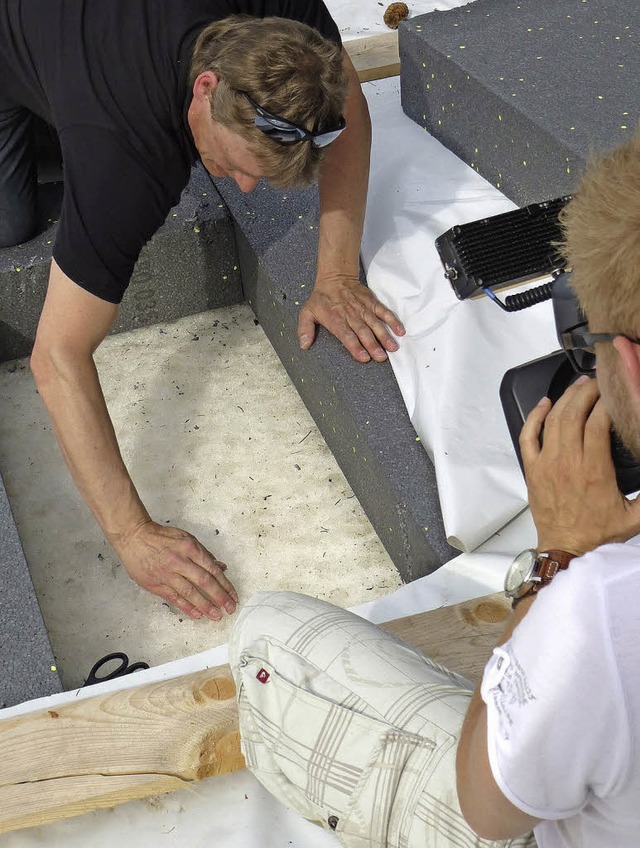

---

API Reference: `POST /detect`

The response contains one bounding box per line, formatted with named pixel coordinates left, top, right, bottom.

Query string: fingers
left=373, top=300, right=405, bottom=338
left=583, top=398, right=615, bottom=469
left=537, top=375, right=599, bottom=457
left=520, top=395, right=552, bottom=471
left=299, top=285, right=403, bottom=364
left=297, top=309, right=317, bottom=350
left=121, top=522, right=239, bottom=623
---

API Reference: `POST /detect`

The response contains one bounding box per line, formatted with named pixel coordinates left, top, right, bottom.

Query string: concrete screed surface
left=0, top=305, right=401, bottom=690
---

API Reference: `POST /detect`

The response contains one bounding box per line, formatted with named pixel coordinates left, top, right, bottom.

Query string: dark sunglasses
left=240, top=91, right=346, bottom=148
left=560, top=326, right=640, bottom=374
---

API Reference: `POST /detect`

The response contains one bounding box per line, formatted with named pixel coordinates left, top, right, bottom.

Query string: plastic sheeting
left=361, top=76, right=560, bottom=551
left=330, top=0, right=472, bottom=41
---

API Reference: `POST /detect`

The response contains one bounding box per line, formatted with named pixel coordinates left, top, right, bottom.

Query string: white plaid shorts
left=229, top=591, right=536, bottom=848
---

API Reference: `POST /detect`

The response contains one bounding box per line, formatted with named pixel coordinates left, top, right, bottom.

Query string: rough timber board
left=399, top=0, right=638, bottom=205
left=346, top=31, right=401, bottom=82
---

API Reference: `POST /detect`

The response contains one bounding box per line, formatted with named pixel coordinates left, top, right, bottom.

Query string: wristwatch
left=504, top=549, right=576, bottom=608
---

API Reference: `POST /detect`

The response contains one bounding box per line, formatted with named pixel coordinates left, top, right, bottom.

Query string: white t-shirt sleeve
left=481, top=554, right=630, bottom=820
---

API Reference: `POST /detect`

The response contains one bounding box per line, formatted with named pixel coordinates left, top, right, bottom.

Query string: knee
left=229, top=591, right=300, bottom=667
left=0, top=210, right=38, bottom=248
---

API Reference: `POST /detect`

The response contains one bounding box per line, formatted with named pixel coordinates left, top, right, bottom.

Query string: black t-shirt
left=0, top=0, right=341, bottom=303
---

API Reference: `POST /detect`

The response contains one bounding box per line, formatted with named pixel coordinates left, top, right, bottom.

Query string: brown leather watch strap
left=511, top=549, right=576, bottom=609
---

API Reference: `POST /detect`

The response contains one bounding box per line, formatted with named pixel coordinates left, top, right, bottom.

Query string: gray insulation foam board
left=399, top=0, right=638, bottom=206
left=0, top=165, right=243, bottom=362
left=0, top=472, right=62, bottom=708
left=212, top=177, right=456, bottom=582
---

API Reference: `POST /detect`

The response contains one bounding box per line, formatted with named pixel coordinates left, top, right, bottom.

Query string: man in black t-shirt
left=0, top=2, right=405, bottom=621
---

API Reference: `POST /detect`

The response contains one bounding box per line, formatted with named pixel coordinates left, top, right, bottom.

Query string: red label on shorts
left=256, top=668, right=270, bottom=684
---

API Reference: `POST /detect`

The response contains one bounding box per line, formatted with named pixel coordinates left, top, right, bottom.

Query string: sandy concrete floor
left=0, top=305, right=400, bottom=689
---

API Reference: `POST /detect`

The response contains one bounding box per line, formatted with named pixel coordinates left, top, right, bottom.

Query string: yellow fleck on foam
left=51, top=665, right=57, bottom=672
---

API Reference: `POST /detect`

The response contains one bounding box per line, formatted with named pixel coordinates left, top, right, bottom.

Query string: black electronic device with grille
left=436, top=196, right=570, bottom=303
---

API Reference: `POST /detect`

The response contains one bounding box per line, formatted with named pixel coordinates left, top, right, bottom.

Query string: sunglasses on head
left=560, top=326, right=640, bottom=374
left=239, top=91, right=346, bottom=148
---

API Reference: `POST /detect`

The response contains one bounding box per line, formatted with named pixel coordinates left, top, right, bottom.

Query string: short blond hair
left=560, top=129, right=640, bottom=335
left=190, top=16, right=347, bottom=188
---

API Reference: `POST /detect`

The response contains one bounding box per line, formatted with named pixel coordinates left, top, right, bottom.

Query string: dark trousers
left=0, top=101, right=61, bottom=248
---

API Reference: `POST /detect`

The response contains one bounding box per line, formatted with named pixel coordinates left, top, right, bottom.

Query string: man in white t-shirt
left=456, top=133, right=640, bottom=845
left=230, top=134, right=640, bottom=846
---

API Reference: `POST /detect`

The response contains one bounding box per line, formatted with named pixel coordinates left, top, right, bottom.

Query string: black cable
left=483, top=281, right=555, bottom=312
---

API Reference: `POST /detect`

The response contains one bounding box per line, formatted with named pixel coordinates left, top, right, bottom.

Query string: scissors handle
left=83, top=652, right=150, bottom=687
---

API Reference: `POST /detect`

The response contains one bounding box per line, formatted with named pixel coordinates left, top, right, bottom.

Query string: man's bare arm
left=457, top=377, right=640, bottom=838
left=297, top=50, right=405, bottom=363
left=31, top=260, right=237, bottom=621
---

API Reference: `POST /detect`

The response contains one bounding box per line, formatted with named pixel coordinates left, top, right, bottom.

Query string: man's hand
left=520, top=375, right=640, bottom=555
left=114, top=520, right=238, bottom=622
left=297, top=274, right=405, bottom=363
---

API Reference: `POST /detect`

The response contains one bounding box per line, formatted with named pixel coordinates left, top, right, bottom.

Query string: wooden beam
left=345, top=32, right=400, bottom=82
left=0, top=592, right=509, bottom=835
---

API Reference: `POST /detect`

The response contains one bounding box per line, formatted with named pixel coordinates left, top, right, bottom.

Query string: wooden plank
left=345, top=32, right=400, bottom=82
left=0, top=592, right=508, bottom=835
left=0, top=668, right=243, bottom=834
left=381, top=592, right=511, bottom=685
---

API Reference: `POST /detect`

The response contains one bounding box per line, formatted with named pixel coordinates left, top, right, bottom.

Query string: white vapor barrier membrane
left=361, top=77, right=560, bottom=551
left=0, top=509, right=536, bottom=848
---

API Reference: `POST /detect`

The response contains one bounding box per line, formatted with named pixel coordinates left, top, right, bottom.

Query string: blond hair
left=190, top=16, right=347, bottom=188
left=560, top=129, right=640, bottom=335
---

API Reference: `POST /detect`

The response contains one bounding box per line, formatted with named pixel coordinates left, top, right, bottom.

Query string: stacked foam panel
left=399, top=0, right=638, bottom=205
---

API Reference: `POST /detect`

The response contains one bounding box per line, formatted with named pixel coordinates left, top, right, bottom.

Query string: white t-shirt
left=481, top=538, right=640, bottom=847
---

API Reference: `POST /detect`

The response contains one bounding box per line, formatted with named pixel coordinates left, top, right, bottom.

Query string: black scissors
left=83, top=652, right=150, bottom=687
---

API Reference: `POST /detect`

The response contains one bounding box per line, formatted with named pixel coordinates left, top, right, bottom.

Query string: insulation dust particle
left=51, top=665, right=57, bottom=672
left=193, top=227, right=200, bottom=233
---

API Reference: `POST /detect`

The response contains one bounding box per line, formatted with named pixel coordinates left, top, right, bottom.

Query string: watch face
left=505, top=549, right=537, bottom=597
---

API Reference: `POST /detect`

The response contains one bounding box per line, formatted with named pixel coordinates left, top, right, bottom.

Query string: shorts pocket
left=236, top=652, right=450, bottom=847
